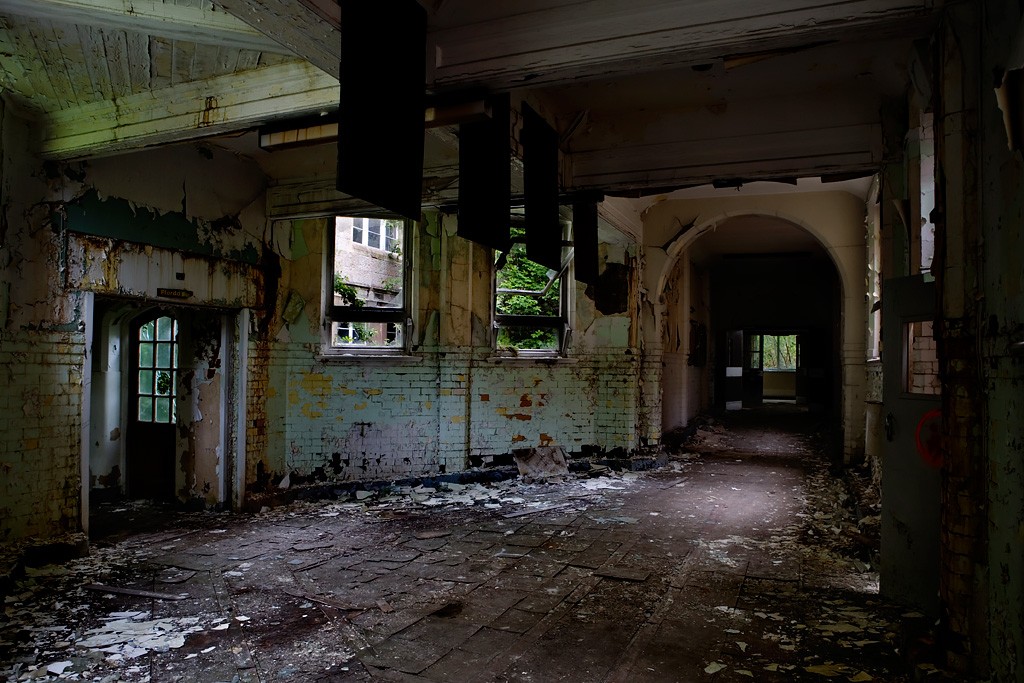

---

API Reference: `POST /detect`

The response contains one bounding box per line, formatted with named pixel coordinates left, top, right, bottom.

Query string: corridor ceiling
left=0, top=0, right=937, bottom=207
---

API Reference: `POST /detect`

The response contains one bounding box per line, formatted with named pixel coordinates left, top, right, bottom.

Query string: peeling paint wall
left=1, top=120, right=267, bottom=538
left=0, top=103, right=85, bottom=539
left=251, top=212, right=642, bottom=489
left=661, top=255, right=710, bottom=431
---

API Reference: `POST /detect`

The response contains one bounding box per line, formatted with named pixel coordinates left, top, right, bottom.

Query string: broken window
left=326, top=215, right=409, bottom=352
left=493, top=220, right=572, bottom=355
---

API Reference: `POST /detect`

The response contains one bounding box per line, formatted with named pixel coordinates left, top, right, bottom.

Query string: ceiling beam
left=0, top=0, right=289, bottom=53
left=214, top=0, right=338, bottom=77
left=428, top=0, right=935, bottom=89
left=41, top=61, right=338, bottom=159
left=567, top=90, right=884, bottom=193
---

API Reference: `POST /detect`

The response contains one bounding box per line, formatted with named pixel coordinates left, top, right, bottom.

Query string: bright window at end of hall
left=328, top=216, right=408, bottom=351
left=763, top=334, right=798, bottom=370
left=494, top=223, right=571, bottom=354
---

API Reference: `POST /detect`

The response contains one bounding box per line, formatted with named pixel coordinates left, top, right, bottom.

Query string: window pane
left=138, top=370, right=154, bottom=394
left=155, top=397, right=171, bottom=423
left=331, top=321, right=403, bottom=348
left=350, top=216, right=363, bottom=244
left=333, top=216, right=404, bottom=312
left=139, top=343, right=154, bottom=368
left=494, top=223, right=568, bottom=354
left=138, top=397, right=153, bottom=422
left=156, top=343, right=171, bottom=368
left=367, top=219, right=382, bottom=249
left=156, top=316, right=172, bottom=341
left=764, top=338, right=779, bottom=369
left=385, top=222, right=399, bottom=252
left=905, top=321, right=940, bottom=395
left=497, top=325, right=559, bottom=351
left=139, top=321, right=154, bottom=341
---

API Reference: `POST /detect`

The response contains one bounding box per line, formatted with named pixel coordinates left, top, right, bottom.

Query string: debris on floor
left=512, top=445, right=571, bottom=483
left=1, top=409, right=970, bottom=682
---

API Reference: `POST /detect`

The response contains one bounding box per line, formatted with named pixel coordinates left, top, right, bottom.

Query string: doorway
left=126, top=311, right=179, bottom=500
left=86, top=298, right=240, bottom=532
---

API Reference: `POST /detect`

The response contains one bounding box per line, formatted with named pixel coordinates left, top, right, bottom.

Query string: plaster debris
left=0, top=410, right=967, bottom=682
left=512, top=446, right=571, bottom=483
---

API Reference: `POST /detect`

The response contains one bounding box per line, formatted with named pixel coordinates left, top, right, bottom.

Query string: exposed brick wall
left=0, top=330, right=84, bottom=540
left=245, top=340, right=271, bottom=486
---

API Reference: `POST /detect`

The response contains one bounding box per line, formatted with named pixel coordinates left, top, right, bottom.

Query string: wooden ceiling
left=0, top=0, right=939, bottom=199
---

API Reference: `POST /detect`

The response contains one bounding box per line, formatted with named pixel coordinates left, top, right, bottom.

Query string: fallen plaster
left=0, top=410, right=967, bottom=682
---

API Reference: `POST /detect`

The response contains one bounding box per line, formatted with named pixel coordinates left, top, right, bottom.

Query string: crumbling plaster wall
left=66, top=146, right=265, bottom=509
left=1, top=124, right=266, bottom=539
left=253, top=211, right=642, bottom=489
left=661, top=255, right=711, bottom=431
left=641, top=192, right=868, bottom=461
left=1, top=102, right=85, bottom=539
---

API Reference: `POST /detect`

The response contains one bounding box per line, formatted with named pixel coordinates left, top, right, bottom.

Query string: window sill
left=317, top=351, right=422, bottom=365
left=486, top=354, right=578, bottom=366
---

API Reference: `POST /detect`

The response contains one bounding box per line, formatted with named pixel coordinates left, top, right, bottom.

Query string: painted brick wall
left=252, top=215, right=643, bottom=487
left=262, top=344, right=445, bottom=481
left=0, top=330, right=84, bottom=540
left=257, top=346, right=642, bottom=482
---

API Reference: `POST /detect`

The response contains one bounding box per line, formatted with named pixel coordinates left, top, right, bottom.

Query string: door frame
left=82, top=297, right=248, bottom=534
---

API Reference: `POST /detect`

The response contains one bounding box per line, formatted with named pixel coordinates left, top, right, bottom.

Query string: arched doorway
left=649, top=204, right=865, bottom=462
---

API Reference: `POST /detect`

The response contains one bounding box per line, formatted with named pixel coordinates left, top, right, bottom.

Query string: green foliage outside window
left=333, top=274, right=364, bottom=308
left=495, top=228, right=560, bottom=349
left=763, top=334, right=797, bottom=369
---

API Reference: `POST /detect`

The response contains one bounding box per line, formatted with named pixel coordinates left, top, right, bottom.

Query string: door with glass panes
left=126, top=312, right=178, bottom=500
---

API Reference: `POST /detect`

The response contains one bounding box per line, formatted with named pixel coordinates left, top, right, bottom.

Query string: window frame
left=323, top=214, right=413, bottom=356
left=492, top=217, right=574, bottom=358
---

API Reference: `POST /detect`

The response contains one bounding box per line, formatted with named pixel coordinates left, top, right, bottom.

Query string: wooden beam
left=567, top=90, right=884, bottom=192
left=0, top=0, right=289, bottom=53
left=214, top=0, right=338, bottom=77
left=428, top=0, right=935, bottom=89
left=41, top=60, right=338, bottom=159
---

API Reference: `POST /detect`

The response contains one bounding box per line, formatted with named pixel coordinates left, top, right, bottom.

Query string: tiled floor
left=2, top=410, right=947, bottom=682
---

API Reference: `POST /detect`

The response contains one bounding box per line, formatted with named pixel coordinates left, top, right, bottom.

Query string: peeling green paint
left=63, top=190, right=259, bottom=264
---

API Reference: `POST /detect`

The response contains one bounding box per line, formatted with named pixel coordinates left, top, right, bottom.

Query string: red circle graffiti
left=915, top=408, right=943, bottom=468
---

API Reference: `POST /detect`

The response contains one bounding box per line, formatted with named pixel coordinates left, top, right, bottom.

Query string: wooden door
left=126, top=313, right=178, bottom=500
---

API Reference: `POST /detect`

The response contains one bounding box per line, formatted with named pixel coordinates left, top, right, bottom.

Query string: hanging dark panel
left=458, top=93, right=511, bottom=252
left=522, top=103, right=562, bottom=271
left=336, top=0, right=426, bottom=221
left=572, top=196, right=600, bottom=285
